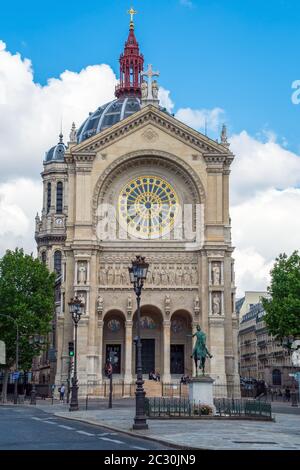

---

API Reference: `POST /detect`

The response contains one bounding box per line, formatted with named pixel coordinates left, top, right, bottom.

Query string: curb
left=54, top=412, right=204, bottom=450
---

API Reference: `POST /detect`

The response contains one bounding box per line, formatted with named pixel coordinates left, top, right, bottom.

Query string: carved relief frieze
left=97, top=255, right=199, bottom=290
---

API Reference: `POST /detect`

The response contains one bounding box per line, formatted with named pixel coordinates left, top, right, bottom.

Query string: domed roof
left=45, top=134, right=67, bottom=163
left=77, top=96, right=142, bottom=143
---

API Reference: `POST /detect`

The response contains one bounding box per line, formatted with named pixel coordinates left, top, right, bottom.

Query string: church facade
left=35, top=16, right=239, bottom=394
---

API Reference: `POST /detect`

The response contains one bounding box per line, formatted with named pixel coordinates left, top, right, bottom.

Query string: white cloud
left=175, top=107, right=225, bottom=133
left=231, top=187, right=300, bottom=296
left=0, top=178, right=41, bottom=255
left=230, top=131, right=300, bottom=204
left=0, top=41, right=117, bottom=180
left=158, top=87, right=174, bottom=113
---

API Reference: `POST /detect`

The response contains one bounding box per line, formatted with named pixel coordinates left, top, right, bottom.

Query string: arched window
left=54, top=251, right=62, bottom=276
left=41, top=251, right=47, bottom=265
left=56, top=182, right=63, bottom=214
left=272, top=369, right=282, bottom=386
left=47, top=182, right=51, bottom=213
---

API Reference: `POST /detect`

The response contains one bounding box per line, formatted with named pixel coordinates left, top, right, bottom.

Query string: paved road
left=0, top=406, right=171, bottom=450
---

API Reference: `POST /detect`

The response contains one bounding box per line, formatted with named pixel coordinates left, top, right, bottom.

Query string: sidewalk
left=35, top=400, right=300, bottom=450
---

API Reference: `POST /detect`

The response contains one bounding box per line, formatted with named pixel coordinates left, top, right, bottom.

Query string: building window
left=54, top=251, right=62, bottom=275
left=272, top=369, right=282, bottom=386
left=41, top=251, right=47, bottom=265
left=47, top=182, right=51, bottom=213
left=56, top=182, right=63, bottom=214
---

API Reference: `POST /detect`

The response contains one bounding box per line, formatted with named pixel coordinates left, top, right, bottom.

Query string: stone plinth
left=189, top=376, right=215, bottom=413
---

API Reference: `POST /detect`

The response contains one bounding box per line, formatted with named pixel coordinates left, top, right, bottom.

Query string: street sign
left=0, top=341, right=5, bottom=364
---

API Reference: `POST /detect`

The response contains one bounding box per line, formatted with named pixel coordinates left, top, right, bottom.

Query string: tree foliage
left=0, top=248, right=55, bottom=370
left=262, top=251, right=300, bottom=339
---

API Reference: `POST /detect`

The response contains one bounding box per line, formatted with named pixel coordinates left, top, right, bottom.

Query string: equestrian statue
left=190, top=325, right=213, bottom=376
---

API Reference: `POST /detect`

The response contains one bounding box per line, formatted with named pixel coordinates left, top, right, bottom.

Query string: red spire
left=115, top=18, right=144, bottom=98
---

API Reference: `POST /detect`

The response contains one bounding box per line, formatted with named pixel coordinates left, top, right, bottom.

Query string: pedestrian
left=285, top=386, right=291, bottom=402
left=59, top=383, right=65, bottom=402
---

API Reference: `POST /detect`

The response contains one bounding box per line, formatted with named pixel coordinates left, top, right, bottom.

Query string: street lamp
left=29, top=335, right=45, bottom=405
left=0, top=314, right=19, bottom=404
left=68, top=296, right=84, bottom=412
left=128, top=255, right=149, bottom=430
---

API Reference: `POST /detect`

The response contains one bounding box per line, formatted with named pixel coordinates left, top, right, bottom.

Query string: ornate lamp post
left=68, top=296, right=84, bottom=412
left=128, top=255, right=149, bottom=430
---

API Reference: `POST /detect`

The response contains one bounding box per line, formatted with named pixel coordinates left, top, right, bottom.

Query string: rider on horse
left=191, top=325, right=213, bottom=376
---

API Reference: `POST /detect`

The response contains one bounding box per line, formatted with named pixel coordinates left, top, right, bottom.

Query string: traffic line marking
left=76, top=431, right=95, bottom=436
left=97, top=432, right=118, bottom=437
left=131, top=446, right=147, bottom=450
left=58, top=425, right=75, bottom=430
left=43, top=421, right=57, bottom=425
left=100, top=437, right=125, bottom=444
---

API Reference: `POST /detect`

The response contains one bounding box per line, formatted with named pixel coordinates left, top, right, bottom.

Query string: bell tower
left=115, top=8, right=144, bottom=98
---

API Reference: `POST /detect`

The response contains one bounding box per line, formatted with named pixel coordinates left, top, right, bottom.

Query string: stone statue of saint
left=152, top=80, right=159, bottom=99
left=212, top=263, right=221, bottom=286
left=69, top=122, right=77, bottom=143
left=114, top=265, right=121, bottom=285
left=194, top=295, right=200, bottom=310
left=165, top=294, right=171, bottom=310
left=108, top=266, right=114, bottom=285
left=78, top=293, right=86, bottom=313
left=127, top=295, right=132, bottom=311
left=78, top=263, right=87, bottom=284
left=190, top=325, right=212, bottom=376
left=141, top=80, right=148, bottom=99
left=97, top=295, right=103, bottom=313
left=212, top=293, right=221, bottom=315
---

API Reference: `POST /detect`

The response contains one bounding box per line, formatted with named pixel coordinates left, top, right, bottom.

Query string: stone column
left=163, top=321, right=171, bottom=383
left=124, top=321, right=133, bottom=384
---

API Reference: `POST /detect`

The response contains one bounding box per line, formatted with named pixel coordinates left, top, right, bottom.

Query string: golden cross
left=127, top=7, right=137, bottom=23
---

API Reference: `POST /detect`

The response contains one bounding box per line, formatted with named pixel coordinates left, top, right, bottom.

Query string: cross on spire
left=141, top=64, right=160, bottom=100
left=127, top=7, right=137, bottom=25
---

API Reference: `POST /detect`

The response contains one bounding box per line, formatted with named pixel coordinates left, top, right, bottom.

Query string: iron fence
left=145, top=397, right=273, bottom=420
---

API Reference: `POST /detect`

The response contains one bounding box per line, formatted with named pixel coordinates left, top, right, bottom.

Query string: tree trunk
left=1, top=369, right=9, bottom=403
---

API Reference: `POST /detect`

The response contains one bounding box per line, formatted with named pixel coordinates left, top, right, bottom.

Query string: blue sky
left=1, top=0, right=299, bottom=152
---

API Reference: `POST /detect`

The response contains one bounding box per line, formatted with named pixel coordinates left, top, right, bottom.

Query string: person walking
left=59, top=383, right=65, bottom=402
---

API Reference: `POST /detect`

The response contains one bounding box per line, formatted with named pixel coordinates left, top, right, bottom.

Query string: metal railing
left=145, top=397, right=272, bottom=420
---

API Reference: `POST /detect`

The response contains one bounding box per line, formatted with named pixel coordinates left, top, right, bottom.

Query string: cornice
left=68, top=106, right=234, bottom=158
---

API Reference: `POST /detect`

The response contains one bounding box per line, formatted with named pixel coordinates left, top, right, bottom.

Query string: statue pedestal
left=189, top=376, right=216, bottom=414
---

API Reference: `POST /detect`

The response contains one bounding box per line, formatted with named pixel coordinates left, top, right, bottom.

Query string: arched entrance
left=132, top=305, right=164, bottom=377
left=170, top=310, right=193, bottom=378
left=103, top=310, right=126, bottom=376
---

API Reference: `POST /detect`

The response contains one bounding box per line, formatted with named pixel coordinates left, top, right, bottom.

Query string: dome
left=77, top=96, right=142, bottom=143
left=45, top=134, right=67, bottom=163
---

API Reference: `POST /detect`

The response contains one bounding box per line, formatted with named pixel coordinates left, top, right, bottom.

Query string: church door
left=170, top=345, right=184, bottom=374
left=136, top=339, right=155, bottom=374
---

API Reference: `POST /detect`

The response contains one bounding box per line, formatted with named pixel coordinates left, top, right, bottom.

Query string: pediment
left=67, top=105, right=234, bottom=162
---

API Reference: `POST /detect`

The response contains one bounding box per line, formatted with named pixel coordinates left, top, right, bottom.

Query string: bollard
left=30, top=388, right=37, bottom=405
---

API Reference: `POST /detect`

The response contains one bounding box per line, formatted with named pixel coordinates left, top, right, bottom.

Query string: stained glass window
left=118, top=176, right=179, bottom=239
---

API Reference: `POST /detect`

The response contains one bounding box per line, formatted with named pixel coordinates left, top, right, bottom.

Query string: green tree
left=0, top=248, right=55, bottom=401
left=262, top=251, right=300, bottom=340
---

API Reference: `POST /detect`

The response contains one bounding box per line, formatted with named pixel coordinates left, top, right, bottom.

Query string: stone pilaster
left=163, top=321, right=171, bottom=383
left=124, top=321, right=133, bottom=384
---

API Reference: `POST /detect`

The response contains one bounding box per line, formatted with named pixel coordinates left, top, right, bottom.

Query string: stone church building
left=35, top=15, right=239, bottom=394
